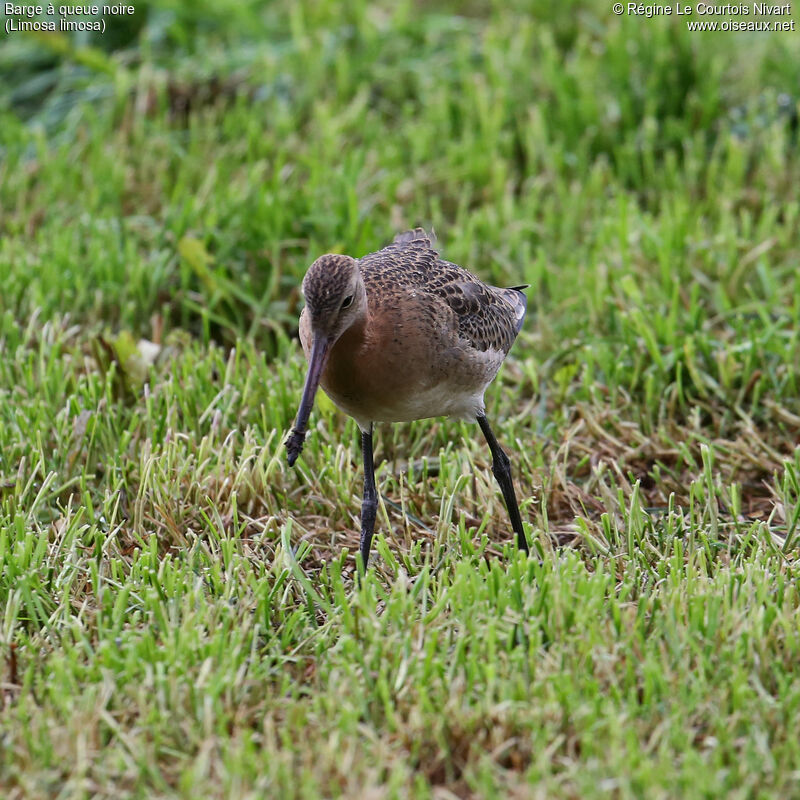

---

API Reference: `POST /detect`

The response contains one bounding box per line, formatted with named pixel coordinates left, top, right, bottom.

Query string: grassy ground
left=2, top=1, right=800, bottom=797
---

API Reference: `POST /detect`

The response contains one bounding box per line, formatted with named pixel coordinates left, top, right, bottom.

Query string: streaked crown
left=302, top=254, right=358, bottom=319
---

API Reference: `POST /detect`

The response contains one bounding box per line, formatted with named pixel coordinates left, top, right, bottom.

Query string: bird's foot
left=285, top=428, right=306, bottom=467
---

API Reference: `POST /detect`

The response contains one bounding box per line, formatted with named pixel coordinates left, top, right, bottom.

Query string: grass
left=2, top=0, right=800, bottom=796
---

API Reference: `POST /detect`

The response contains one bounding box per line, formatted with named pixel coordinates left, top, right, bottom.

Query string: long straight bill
left=285, top=334, right=330, bottom=467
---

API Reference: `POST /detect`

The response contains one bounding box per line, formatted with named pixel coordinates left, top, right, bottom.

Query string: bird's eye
left=341, top=295, right=354, bottom=310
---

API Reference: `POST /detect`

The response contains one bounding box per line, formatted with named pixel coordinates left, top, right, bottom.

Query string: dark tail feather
left=500, top=285, right=528, bottom=335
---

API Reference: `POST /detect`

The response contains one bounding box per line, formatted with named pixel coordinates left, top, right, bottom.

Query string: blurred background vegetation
left=1, top=0, right=799, bottom=420
left=3, top=5, right=800, bottom=796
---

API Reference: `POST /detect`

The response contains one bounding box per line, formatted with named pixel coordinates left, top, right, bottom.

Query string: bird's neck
left=334, top=310, right=368, bottom=354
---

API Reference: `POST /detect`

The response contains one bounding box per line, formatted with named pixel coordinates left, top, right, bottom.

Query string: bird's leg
left=477, top=414, right=528, bottom=553
left=358, top=424, right=379, bottom=573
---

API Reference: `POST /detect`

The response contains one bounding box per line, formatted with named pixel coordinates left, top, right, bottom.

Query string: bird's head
left=286, top=253, right=365, bottom=466
left=301, top=254, right=365, bottom=341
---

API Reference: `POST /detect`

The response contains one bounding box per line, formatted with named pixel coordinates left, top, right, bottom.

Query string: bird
left=285, top=228, right=528, bottom=571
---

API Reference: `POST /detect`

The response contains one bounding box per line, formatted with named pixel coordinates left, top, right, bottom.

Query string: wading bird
left=285, top=229, right=528, bottom=571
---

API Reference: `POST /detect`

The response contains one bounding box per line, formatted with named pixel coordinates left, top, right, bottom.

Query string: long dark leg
left=358, top=424, right=378, bottom=573
left=477, top=414, right=528, bottom=553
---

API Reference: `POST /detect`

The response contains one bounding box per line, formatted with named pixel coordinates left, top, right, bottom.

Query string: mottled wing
left=360, top=229, right=526, bottom=354
left=436, top=278, right=522, bottom=353
left=360, top=228, right=438, bottom=280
